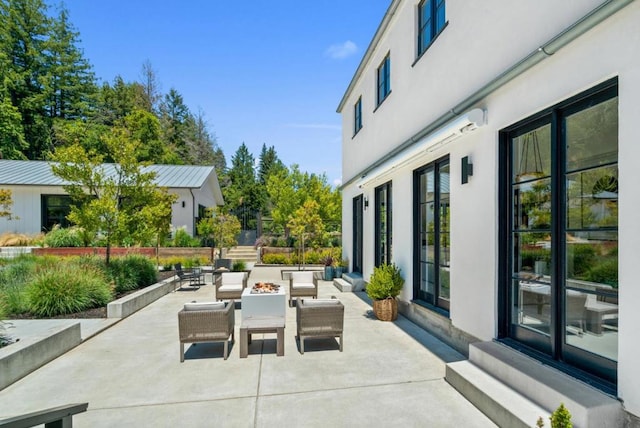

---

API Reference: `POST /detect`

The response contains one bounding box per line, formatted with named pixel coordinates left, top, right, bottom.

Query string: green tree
left=0, top=84, right=27, bottom=159
left=266, top=164, right=341, bottom=237
left=224, top=143, right=261, bottom=228
left=43, top=5, right=96, bottom=120
left=287, top=199, right=325, bottom=267
left=257, top=143, right=285, bottom=214
left=0, top=0, right=51, bottom=159
left=197, top=206, right=241, bottom=262
left=0, top=188, right=14, bottom=218
left=160, top=88, right=190, bottom=160
left=50, top=127, right=171, bottom=264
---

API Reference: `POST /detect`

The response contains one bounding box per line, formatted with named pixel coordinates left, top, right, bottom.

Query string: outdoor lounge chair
left=175, top=263, right=204, bottom=290
left=178, top=300, right=235, bottom=361
left=288, top=271, right=318, bottom=307
left=215, top=272, right=248, bottom=301
left=296, top=297, right=344, bottom=354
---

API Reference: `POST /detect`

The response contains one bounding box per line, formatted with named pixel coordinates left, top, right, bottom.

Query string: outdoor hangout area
left=0, top=265, right=496, bottom=427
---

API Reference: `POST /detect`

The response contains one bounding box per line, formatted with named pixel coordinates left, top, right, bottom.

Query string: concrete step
left=446, top=360, right=548, bottom=428
left=225, top=246, right=257, bottom=262
left=342, top=272, right=365, bottom=291
left=449, top=341, right=623, bottom=428
left=333, top=278, right=353, bottom=292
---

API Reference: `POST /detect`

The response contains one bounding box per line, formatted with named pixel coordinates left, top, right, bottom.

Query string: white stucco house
left=0, top=160, right=224, bottom=236
left=338, top=0, right=638, bottom=425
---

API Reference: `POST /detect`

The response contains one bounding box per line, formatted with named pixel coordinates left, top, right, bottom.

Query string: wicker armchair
left=178, top=300, right=235, bottom=361
left=288, top=271, right=318, bottom=307
left=296, top=297, right=344, bottom=354
left=215, top=272, right=248, bottom=301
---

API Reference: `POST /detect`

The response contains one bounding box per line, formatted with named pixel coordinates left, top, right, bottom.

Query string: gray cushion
left=184, top=302, right=225, bottom=311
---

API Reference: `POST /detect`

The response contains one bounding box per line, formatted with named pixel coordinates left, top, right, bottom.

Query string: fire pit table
left=240, top=283, right=286, bottom=358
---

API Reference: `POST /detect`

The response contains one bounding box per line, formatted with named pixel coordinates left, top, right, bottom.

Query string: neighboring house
left=0, top=160, right=224, bottom=236
left=338, top=0, right=638, bottom=425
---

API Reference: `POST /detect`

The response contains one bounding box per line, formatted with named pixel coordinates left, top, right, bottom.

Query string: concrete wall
left=340, top=0, right=640, bottom=415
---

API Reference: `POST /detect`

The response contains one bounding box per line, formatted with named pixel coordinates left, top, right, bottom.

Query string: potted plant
left=323, top=255, right=334, bottom=281
left=335, top=257, right=349, bottom=278
left=366, top=263, right=404, bottom=321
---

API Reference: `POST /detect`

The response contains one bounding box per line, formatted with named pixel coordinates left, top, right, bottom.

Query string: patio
left=0, top=266, right=496, bottom=427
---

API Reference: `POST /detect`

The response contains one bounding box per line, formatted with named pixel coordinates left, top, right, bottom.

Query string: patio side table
left=240, top=317, right=285, bottom=358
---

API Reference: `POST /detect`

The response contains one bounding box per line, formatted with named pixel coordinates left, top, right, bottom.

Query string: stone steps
left=225, top=246, right=257, bottom=263
left=446, top=341, right=623, bottom=428
left=333, top=272, right=365, bottom=292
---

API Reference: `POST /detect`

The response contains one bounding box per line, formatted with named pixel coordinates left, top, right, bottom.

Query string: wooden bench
left=240, top=317, right=285, bottom=358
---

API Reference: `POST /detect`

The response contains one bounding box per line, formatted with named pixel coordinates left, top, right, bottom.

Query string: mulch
left=11, top=271, right=177, bottom=320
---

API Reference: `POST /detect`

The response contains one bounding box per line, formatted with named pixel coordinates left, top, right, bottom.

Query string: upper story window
left=354, top=97, right=363, bottom=135
left=418, top=0, right=446, bottom=56
left=377, top=54, right=391, bottom=106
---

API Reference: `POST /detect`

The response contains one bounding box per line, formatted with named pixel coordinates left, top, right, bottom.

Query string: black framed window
left=500, top=78, right=618, bottom=387
left=375, top=181, right=392, bottom=267
left=354, top=97, right=363, bottom=135
left=377, top=54, right=391, bottom=106
left=414, top=157, right=450, bottom=311
left=41, top=195, right=72, bottom=232
left=418, top=0, right=446, bottom=56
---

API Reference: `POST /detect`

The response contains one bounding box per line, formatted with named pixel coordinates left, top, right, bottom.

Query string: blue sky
left=54, top=1, right=391, bottom=186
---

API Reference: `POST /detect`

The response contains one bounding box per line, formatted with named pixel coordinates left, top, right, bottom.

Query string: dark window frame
left=417, top=0, right=447, bottom=57
left=354, top=97, right=363, bottom=136
left=413, top=156, right=450, bottom=313
left=376, top=54, right=391, bottom=107
left=41, top=194, right=73, bottom=232
left=498, top=77, right=619, bottom=390
left=375, top=181, right=392, bottom=267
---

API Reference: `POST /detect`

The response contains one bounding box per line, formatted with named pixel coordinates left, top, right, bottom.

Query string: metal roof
left=0, top=159, right=216, bottom=189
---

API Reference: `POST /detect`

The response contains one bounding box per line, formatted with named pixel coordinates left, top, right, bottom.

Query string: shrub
left=549, top=403, right=572, bottom=428
left=232, top=260, right=246, bottom=271
left=366, top=263, right=404, bottom=300
left=0, top=232, right=39, bottom=247
left=262, top=253, right=290, bottom=264
left=26, top=264, right=112, bottom=317
left=171, top=228, right=201, bottom=247
left=567, top=244, right=596, bottom=277
left=108, top=255, right=157, bottom=293
left=0, top=257, right=38, bottom=314
left=585, top=258, right=618, bottom=287
left=43, top=225, right=84, bottom=247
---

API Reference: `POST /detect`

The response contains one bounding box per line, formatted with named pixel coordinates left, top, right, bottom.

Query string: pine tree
left=0, top=0, right=51, bottom=159
left=44, top=5, right=96, bottom=120
left=160, top=88, right=190, bottom=160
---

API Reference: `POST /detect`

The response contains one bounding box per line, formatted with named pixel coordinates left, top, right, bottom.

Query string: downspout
left=341, top=0, right=634, bottom=189
left=190, top=189, right=196, bottom=236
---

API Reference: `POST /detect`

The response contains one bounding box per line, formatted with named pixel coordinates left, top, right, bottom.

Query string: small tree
left=51, top=127, right=168, bottom=264
left=549, top=403, right=572, bottom=428
left=197, top=206, right=241, bottom=262
left=287, top=199, right=325, bottom=269
left=0, top=189, right=15, bottom=219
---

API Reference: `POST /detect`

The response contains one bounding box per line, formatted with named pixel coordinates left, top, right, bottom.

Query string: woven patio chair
left=288, top=271, right=318, bottom=307
left=178, top=300, right=235, bottom=361
left=296, top=297, right=344, bottom=354
left=215, top=272, right=248, bottom=301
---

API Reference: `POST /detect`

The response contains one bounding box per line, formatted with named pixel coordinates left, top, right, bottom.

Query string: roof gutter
left=340, top=0, right=633, bottom=189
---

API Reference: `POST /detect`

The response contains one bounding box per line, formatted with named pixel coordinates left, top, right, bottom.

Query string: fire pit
left=251, top=282, right=281, bottom=294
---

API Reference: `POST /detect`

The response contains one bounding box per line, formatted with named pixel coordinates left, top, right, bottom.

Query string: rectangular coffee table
left=240, top=316, right=285, bottom=358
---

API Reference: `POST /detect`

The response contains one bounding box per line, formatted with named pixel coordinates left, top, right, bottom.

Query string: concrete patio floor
left=0, top=266, right=496, bottom=427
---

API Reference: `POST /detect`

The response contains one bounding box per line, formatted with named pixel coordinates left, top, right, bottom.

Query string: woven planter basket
left=372, top=297, right=398, bottom=321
